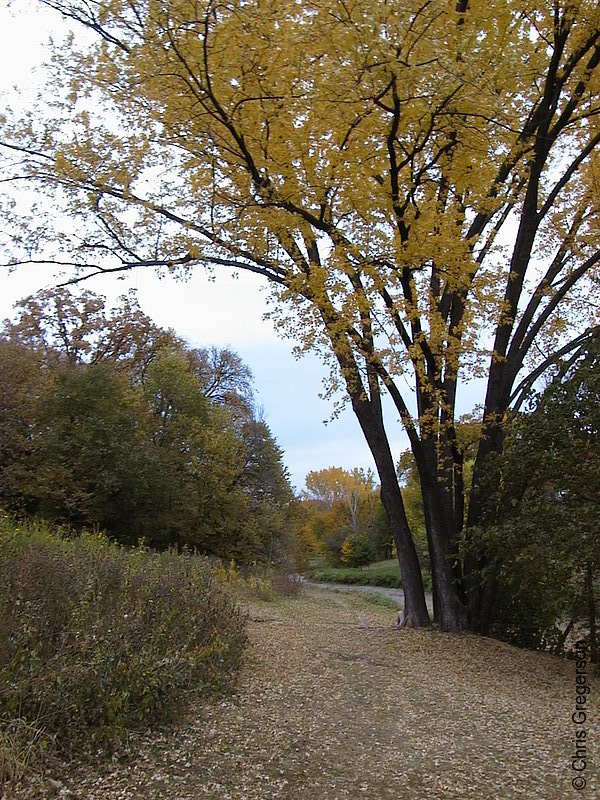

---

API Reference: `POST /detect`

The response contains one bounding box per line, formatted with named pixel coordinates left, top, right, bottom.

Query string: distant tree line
left=0, top=287, right=294, bottom=563
left=294, top=466, right=393, bottom=569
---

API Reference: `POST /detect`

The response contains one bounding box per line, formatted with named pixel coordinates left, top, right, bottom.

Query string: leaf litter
left=5, top=586, right=596, bottom=799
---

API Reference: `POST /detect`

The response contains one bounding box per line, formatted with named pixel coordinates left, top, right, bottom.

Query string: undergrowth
left=0, top=513, right=246, bottom=790
left=214, top=559, right=302, bottom=602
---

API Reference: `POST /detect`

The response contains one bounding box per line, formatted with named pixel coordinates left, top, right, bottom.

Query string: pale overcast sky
left=0, top=4, right=484, bottom=490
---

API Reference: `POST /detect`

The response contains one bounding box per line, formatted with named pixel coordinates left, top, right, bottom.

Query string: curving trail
left=308, top=580, right=434, bottom=616
left=32, top=587, right=596, bottom=799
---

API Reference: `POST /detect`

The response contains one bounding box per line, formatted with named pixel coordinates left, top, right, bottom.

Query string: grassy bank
left=0, top=513, right=247, bottom=789
left=309, top=559, right=432, bottom=591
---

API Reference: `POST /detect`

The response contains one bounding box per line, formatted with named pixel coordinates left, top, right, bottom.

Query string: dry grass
left=0, top=520, right=246, bottom=797
left=5, top=586, right=597, bottom=800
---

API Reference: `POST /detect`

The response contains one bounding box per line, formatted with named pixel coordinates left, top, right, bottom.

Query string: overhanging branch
left=510, top=325, right=600, bottom=411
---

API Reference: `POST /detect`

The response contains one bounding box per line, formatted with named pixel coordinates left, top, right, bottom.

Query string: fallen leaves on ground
left=5, top=587, right=596, bottom=799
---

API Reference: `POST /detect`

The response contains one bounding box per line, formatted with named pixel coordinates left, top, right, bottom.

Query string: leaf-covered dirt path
left=25, top=588, right=599, bottom=799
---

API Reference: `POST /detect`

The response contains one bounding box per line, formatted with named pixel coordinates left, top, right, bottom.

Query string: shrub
left=310, top=565, right=403, bottom=587
left=0, top=514, right=246, bottom=783
left=340, top=533, right=376, bottom=568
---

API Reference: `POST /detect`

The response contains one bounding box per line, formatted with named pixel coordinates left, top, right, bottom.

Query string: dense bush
left=340, top=533, right=377, bottom=568
left=472, top=340, right=600, bottom=657
left=0, top=514, right=246, bottom=785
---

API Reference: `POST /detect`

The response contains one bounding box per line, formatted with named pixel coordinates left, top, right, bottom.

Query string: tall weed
left=212, top=558, right=301, bottom=601
left=0, top=513, right=246, bottom=785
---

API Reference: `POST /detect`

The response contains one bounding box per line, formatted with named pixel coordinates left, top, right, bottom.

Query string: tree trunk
left=464, top=414, right=505, bottom=631
left=382, top=475, right=431, bottom=628
left=418, top=461, right=466, bottom=632
left=351, top=396, right=431, bottom=628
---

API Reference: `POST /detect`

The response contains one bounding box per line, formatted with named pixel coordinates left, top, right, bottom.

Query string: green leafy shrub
left=340, top=533, right=376, bottom=568
left=0, top=513, right=246, bottom=776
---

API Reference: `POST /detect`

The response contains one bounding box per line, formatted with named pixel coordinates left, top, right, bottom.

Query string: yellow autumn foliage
left=3, top=0, right=600, bottom=629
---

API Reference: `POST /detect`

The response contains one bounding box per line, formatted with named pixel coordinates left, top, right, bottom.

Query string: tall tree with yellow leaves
left=2, top=0, right=600, bottom=631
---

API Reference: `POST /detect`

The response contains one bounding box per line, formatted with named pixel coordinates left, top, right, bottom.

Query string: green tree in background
left=32, top=362, right=155, bottom=538
left=340, top=533, right=377, bottom=569
left=0, top=288, right=294, bottom=563
left=0, top=338, right=49, bottom=513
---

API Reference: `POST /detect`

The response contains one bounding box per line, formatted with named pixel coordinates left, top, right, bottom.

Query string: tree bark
left=420, top=479, right=466, bottom=632
left=464, top=433, right=502, bottom=632
left=351, top=395, right=431, bottom=628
